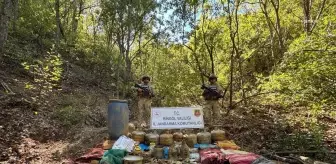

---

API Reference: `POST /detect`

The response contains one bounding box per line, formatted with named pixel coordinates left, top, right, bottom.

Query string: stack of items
left=72, top=126, right=276, bottom=164
left=194, top=129, right=275, bottom=164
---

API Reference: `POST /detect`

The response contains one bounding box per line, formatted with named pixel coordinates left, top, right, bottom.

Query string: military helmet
left=208, top=74, right=217, bottom=81
left=142, top=75, right=150, bottom=81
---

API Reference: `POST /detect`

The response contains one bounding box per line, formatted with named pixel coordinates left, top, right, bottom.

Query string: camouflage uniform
left=202, top=75, right=223, bottom=126
left=134, top=76, right=154, bottom=126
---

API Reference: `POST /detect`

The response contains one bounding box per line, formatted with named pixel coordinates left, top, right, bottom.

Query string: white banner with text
left=150, top=107, right=204, bottom=129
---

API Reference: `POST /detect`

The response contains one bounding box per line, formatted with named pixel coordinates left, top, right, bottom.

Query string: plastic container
left=129, top=123, right=136, bottom=133
left=197, top=132, right=211, bottom=144
left=180, top=140, right=190, bottom=159
left=107, top=99, right=129, bottom=140
left=132, top=131, right=145, bottom=143
left=211, top=129, right=226, bottom=142
left=123, top=155, right=143, bottom=164
left=173, top=132, right=183, bottom=142
left=159, top=133, right=173, bottom=146
left=153, top=146, right=164, bottom=159
left=169, top=142, right=178, bottom=160
left=185, top=134, right=197, bottom=147
left=145, top=133, right=159, bottom=145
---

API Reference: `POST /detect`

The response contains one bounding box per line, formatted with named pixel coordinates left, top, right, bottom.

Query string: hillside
left=0, top=0, right=335, bottom=163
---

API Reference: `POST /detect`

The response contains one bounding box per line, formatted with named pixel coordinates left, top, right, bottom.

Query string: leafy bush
left=22, top=48, right=63, bottom=105
left=53, top=105, right=86, bottom=129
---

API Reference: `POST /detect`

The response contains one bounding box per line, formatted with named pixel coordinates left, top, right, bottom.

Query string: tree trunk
left=0, top=0, right=12, bottom=52
left=227, top=0, right=235, bottom=110
left=234, top=0, right=246, bottom=105
left=71, top=0, right=78, bottom=36
left=270, top=0, right=284, bottom=59
left=201, top=3, right=215, bottom=74
left=260, top=0, right=275, bottom=59
left=193, top=5, right=204, bottom=84
left=12, top=0, right=18, bottom=31
left=72, top=0, right=84, bottom=40
left=55, top=0, right=61, bottom=48
left=302, top=0, right=312, bottom=35
left=116, top=54, right=122, bottom=98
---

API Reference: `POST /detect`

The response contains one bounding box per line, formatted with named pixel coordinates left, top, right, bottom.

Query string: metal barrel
left=107, top=99, right=129, bottom=140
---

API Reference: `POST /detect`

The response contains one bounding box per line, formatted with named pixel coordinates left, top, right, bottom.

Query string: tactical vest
left=203, top=85, right=220, bottom=100
left=138, top=84, right=151, bottom=98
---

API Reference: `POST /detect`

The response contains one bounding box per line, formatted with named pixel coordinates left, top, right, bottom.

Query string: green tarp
left=99, top=149, right=127, bottom=164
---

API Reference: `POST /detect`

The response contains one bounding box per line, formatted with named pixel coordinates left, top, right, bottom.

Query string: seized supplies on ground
left=194, top=143, right=218, bottom=149
left=225, top=153, right=260, bottom=164
left=71, top=126, right=305, bottom=164
left=211, top=129, right=226, bottom=142
left=123, top=155, right=143, bottom=164
left=216, top=140, right=241, bottom=150
left=185, top=133, right=197, bottom=147
left=145, top=133, right=159, bottom=144
left=252, top=156, right=276, bottom=164
left=189, top=153, right=200, bottom=162
left=199, top=148, right=225, bottom=164
left=112, top=135, right=135, bottom=152
left=131, top=131, right=146, bottom=143
left=160, top=133, right=174, bottom=146
left=100, top=149, right=127, bottom=164
left=197, top=132, right=211, bottom=144
left=103, top=140, right=115, bottom=150
left=221, top=149, right=251, bottom=155
left=75, top=147, right=105, bottom=163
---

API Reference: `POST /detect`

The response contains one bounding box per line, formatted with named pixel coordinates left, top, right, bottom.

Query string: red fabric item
left=199, top=148, right=226, bottom=164
left=225, top=154, right=260, bottom=164
left=74, top=147, right=105, bottom=164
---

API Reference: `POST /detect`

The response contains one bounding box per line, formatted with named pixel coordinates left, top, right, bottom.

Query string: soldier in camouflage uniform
left=202, top=74, right=223, bottom=127
left=134, top=75, right=154, bottom=127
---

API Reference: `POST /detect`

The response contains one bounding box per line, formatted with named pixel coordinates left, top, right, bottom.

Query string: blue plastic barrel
left=108, top=99, right=129, bottom=140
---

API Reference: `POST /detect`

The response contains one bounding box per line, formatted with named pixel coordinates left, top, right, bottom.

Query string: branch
left=310, top=0, right=327, bottom=33
left=303, top=49, right=336, bottom=53
left=266, top=150, right=336, bottom=155
left=232, top=91, right=278, bottom=107
left=130, top=37, right=154, bottom=61
left=79, top=5, right=99, bottom=13
left=262, top=153, right=305, bottom=163
left=1, top=80, right=14, bottom=94
left=130, top=27, right=169, bottom=61
left=183, top=44, right=194, bottom=52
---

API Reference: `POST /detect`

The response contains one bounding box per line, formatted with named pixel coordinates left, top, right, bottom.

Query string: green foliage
left=1, top=0, right=336, bottom=161
left=53, top=105, right=85, bottom=128
left=261, top=14, right=336, bottom=111
left=14, top=0, right=56, bottom=45
left=22, top=48, right=63, bottom=104
left=275, top=129, right=325, bottom=151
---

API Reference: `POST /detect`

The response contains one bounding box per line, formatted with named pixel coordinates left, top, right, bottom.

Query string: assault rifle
left=134, top=83, right=154, bottom=97
left=201, top=84, right=223, bottom=99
